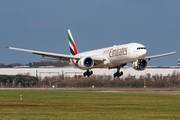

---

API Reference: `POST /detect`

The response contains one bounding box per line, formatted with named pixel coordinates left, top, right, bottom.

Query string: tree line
left=0, top=71, right=179, bottom=88
left=0, top=74, right=38, bottom=87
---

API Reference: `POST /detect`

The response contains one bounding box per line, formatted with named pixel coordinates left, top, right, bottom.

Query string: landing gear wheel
left=113, top=65, right=124, bottom=78
left=83, top=72, right=86, bottom=77
left=83, top=70, right=93, bottom=77
left=113, top=72, right=117, bottom=78
left=120, top=71, right=123, bottom=76
left=90, top=71, right=93, bottom=75
left=113, top=71, right=123, bottom=78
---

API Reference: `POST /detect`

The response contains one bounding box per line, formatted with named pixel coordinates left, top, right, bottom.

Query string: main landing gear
left=83, top=70, right=93, bottom=77
left=83, top=65, right=125, bottom=78
left=113, top=66, right=123, bottom=78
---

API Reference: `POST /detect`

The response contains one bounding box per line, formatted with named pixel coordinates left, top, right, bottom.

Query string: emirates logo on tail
left=68, top=29, right=78, bottom=55
left=68, top=29, right=79, bottom=65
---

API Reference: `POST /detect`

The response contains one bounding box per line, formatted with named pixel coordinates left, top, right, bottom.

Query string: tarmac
left=0, top=88, right=180, bottom=95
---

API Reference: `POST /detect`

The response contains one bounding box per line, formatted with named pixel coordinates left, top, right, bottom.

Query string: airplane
left=6, top=29, right=176, bottom=77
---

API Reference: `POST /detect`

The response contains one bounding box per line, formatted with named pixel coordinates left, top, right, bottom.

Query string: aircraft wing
left=6, top=46, right=105, bottom=63
left=6, top=46, right=82, bottom=61
left=145, top=51, right=176, bottom=60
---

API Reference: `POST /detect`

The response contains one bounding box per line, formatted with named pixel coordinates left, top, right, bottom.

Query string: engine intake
left=132, top=59, right=147, bottom=71
left=76, top=57, right=94, bottom=70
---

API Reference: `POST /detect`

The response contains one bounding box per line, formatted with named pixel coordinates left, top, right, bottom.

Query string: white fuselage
left=74, top=42, right=147, bottom=69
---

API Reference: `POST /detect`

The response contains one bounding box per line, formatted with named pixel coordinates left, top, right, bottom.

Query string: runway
left=0, top=88, right=180, bottom=94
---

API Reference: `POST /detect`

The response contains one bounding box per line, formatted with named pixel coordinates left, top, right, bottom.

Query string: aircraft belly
left=109, top=55, right=136, bottom=65
left=109, top=56, right=126, bottom=63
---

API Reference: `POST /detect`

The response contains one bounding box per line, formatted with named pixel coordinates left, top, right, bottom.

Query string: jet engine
left=132, top=59, right=147, bottom=71
left=76, top=57, right=94, bottom=70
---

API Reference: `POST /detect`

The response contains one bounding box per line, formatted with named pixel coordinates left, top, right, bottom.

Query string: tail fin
left=68, top=29, right=79, bottom=55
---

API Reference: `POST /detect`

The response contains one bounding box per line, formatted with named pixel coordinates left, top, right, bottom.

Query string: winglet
left=4, top=46, right=10, bottom=48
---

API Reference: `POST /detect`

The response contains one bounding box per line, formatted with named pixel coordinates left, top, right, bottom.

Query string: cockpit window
left=137, top=47, right=146, bottom=50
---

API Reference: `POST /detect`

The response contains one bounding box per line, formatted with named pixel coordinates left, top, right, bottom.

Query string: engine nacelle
left=76, top=57, right=94, bottom=70
left=132, top=59, right=147, bottom=71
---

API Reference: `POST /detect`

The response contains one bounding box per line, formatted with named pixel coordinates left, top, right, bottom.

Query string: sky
left=0, top=0, right=179, bottom=66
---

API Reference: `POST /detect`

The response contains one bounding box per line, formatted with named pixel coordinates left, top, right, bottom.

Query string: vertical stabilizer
left=68, top=29, right=79, bottom=55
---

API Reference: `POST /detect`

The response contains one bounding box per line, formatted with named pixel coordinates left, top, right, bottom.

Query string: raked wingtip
left=4, top=46, right=10, bottom=48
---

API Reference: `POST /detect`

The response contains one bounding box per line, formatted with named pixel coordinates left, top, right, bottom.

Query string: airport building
left=0, top=66, right=179, bottom=79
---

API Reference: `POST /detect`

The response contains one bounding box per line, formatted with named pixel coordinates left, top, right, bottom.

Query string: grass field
left=0, top=89, right=180, bottom=120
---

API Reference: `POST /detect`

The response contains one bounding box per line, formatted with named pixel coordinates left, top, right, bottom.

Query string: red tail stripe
left=72, top=41, right=78, bottom=54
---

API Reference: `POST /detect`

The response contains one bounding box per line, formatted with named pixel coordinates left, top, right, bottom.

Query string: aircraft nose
left=142, top=49, right=147, bottom=58
left=144, top=49, right=147, bottom=56
left=137, top=49, right=147, bottom=59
